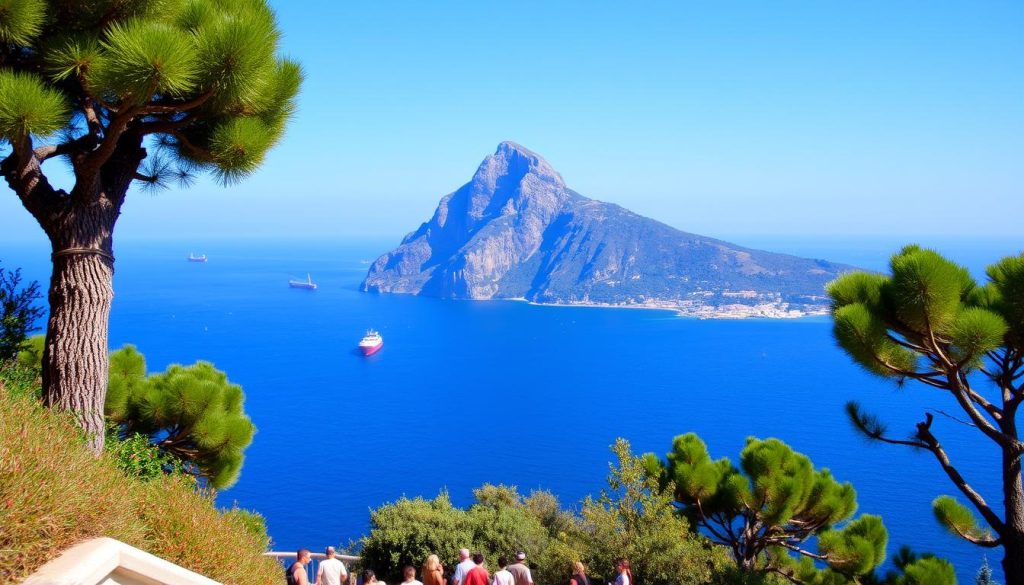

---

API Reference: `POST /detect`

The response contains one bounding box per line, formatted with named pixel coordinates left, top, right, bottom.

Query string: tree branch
left=765, top=566, right=803, bottom=585
left=33, top=134, right=99, bottom=164
left=946, top=522, right=1001, bottom=548
left=141, top=89, right=214, bottom=114
left=915, top=413, right=1007, bottom=535
left=774, top=540, right=828, bottom=561
left=75, top=106, right=140, bottom=199
left=137, top=116, right=195, bottom=136
left=946, top=374, right=1014, bottom=449
left=1, top=135, right=69, bottom=224
left=82, top=97, right=104, bottom=138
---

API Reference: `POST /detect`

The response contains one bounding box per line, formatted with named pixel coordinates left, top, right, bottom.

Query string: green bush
left=0, top=358, right=40, bottom=401
left=360, top=442, right=730, bottom=585
left=106, top=430, right=185, bottom=482
left=360, top=491, right=475, bottom=580
left=573, top=439, right=732, bottom=585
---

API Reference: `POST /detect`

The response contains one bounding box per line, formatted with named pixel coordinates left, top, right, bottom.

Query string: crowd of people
left=285, top=547, right=633, bottom=585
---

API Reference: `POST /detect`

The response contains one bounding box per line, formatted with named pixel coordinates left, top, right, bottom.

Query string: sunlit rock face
left=362, top=142, right=853, bottom=312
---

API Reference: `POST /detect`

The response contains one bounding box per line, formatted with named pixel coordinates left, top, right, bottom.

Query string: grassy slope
left=0, top=378, right=281, bottom=585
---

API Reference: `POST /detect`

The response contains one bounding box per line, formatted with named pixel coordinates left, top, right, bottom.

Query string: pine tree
left=645, top=433, right=888, bottom=582
left=976, top=556, right=998, bottom=585
left=0, top=1, right=301, bottom=452
left=106, top=344, right=255, bottom=489
left=862, top=546, right=957, bottom=585
left=828, top=246, right=1024, bottom=583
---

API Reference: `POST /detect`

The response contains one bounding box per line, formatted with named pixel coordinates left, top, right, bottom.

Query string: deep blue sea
left=3, top=236, right=1020, bottom=583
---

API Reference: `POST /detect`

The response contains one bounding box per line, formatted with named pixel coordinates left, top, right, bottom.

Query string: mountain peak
left=495, top=140, right=542, bottom=159
left=473, top=141, right=564, bottom=188
left=363, top=144, right=856, bottom=317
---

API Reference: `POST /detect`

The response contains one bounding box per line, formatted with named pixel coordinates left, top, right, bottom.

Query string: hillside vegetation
left=0, top=374, right=280, bottom=585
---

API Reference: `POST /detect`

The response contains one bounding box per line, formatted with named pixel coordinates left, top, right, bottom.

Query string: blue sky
left=2, top=0, right=1022, bottom=242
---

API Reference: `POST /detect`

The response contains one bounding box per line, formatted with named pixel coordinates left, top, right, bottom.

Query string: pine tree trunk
left=1003, top=446, right=1024, bottom=584
left=40, top=202, right=120, bottom=455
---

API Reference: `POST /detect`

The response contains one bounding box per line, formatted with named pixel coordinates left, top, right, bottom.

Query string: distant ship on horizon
left=358, top=329, right=383, bottom=356
left=187, top=253, right=207, bottom=262
left=288, top=274, right=318, bottom=290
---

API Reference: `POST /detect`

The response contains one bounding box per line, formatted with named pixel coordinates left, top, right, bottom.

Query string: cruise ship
left=358, top=330, right=383, bottom=356
left=288, top=274, right=317, bottom=290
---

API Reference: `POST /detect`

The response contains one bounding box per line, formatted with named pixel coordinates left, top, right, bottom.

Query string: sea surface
left=3, top=235, right=1020, bottom=583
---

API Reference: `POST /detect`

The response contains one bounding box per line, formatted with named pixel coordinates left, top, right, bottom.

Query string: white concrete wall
left=23, top=538, right=220, bottom=585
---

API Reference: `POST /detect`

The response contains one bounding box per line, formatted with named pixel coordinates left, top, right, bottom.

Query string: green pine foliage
left=106, top=344, right=255, bottom=490
left=648, top=433, right=886, bottom=581
left=0, top=0, right=302, bottom=185
left=828, top=248, right=1024, bottom=578
left=874, top=547, right=957, bottom=585
left=933, top=496, right=992, bottom=543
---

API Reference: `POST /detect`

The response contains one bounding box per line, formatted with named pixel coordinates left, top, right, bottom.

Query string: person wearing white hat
left=506, top=552, right=533, bottom=585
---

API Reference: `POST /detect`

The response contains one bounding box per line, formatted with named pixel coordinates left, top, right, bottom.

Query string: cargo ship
left=187, top=253, right=208, bottom=262
left=288, top=274, right=317, bottom=290
left=358, top=329, right=383, bottom=356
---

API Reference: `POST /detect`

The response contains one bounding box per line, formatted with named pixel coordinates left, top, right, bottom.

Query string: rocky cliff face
left=362, top=142, right=853, bottom=316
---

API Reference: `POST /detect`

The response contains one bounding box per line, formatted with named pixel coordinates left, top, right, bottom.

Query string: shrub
left=574, top=439, right=732, bottom=585
left=0, top=264, right=44, bottom=362
left=106, top=430, right=185, bottom=482
left=360, top=491, right=475, bottom=581
left=359, top=443, right=729, bottom=585
left=0, top=359, right=40, bottom=401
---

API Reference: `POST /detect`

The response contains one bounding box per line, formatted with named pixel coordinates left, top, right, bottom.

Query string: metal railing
left=265, top=551, right=362, bottom=584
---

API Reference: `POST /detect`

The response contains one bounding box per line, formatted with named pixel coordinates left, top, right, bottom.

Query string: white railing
left=264, top=551, right=362, bottom=584
left=25, top=537, right=221, bottom=585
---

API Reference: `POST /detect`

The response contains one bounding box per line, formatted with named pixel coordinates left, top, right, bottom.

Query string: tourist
left=506, top=552, right=533, bottom=585
left=452, top=548, right=476, bottom=585
left=316, top=546, right=348, bottom=585
left=569, top=561, right=591, bottom=585
left=491, top=557, right=514, bottom=585
left=423, top=554, right=446, bottom=585
left=363, top=569, right=385, bottom=585
left=287, top=549, right=312, bottom=585
left=463, top=553, right=489, bottom=585
left=401, top=566, right=424, bottom=585
left=613, top=559, right=632, bottom=585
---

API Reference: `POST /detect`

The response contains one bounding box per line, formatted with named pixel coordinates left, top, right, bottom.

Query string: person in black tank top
left=287, top=549, right=311, bottom=585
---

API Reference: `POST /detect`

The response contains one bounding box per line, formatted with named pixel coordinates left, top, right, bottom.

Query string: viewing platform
left=265, top=551, right=363, bottom=583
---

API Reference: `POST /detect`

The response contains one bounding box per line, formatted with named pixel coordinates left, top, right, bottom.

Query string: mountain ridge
left=362, top=142, right=853, bottom=318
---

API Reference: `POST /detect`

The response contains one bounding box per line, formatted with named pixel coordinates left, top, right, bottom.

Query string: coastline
left=506, top=297, right=830, bottom=320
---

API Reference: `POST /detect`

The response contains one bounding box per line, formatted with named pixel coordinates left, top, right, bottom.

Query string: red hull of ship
left=360, top=342, right=383, bottom=356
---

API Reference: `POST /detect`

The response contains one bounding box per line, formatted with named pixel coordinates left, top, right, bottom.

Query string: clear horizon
left=1, top=1, right=1022, bottom=241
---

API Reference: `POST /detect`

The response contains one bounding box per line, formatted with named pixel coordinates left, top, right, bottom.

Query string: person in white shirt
left=316, top=546, right=348, bottom=585
left=452, top=548, right=476, bottom=585
left=401, top=565, right=424, bottom=585
left=491, top=557, right=514, bottom=585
